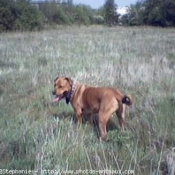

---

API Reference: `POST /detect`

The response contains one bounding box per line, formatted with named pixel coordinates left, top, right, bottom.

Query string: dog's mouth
left=52, top=95, right=64, bottom=102
left=52, top=91, right=68, bottom=103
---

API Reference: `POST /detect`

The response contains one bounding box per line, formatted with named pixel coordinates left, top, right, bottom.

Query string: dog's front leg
left=75, top=109, right=83, bottom=123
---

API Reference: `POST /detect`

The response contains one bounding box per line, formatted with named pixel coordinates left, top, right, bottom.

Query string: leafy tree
left=54, top=6, right=70, bottom=24
left=75, top=5, right=93, bottom=25
left=38, top=1, right=60, bottom=24
left=127, top=2, right=145, bottom=25
left=142, top=0, right=166, bottom=26
left=0, top=0, right=15, bottom=31
left=127, top=0, right=175, bottom=27
left=104, top=0, right=118, bottom=26
left=164, top=0, right=175, bottom=26
left=13, top=0, right=44, bottom=30
left=0, top=0, right=44, bottom=31
left=39, top=1, right=93, bottom=25
left=92, top=15, right=104, bottom=24
left=39, top=0, right=71, bottom=25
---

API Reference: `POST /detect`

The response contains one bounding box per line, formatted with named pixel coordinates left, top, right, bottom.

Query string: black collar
left=65, top=81, right=76, bottom=104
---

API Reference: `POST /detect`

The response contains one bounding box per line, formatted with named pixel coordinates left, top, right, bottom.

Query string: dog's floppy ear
left=65, top=77, right=73, bottom=86
left=54, top=77, right=59, bottom=82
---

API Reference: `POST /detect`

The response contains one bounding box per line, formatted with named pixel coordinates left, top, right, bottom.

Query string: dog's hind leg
left=116, top=104, right=126, bottom=130
left=98, top=119, right=107, bottom=141
left=98, top=111, right=112, bottom=141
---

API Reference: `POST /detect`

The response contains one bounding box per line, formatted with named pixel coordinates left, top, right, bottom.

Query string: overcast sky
left=73, top=0, right=138, bottom=8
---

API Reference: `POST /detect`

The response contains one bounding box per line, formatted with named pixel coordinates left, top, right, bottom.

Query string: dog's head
left=52, top=77, right=73, bottom=103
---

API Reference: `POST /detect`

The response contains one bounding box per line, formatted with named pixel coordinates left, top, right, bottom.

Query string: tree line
left=0, top=0, right=105, bottom=31
left=125, top=0, right=175, bottom=27
left=0, top=0, right=175, bottom=32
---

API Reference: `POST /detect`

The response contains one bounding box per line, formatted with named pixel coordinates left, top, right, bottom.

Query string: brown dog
left=52, top=77, right=133, bottom=141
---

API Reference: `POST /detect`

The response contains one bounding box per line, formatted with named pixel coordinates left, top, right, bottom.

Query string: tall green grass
left=0, top=26, right=175, bottom=174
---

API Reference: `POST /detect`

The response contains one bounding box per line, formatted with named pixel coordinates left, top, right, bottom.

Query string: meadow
left=0, top=26, right=175, bottom=175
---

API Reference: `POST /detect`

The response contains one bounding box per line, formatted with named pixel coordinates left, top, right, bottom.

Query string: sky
left=33, top=0, right=138, bottom=9
left=73, top=0, right=138, bottom=8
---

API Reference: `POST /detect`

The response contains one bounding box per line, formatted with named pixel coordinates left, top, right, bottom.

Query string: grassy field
left=0, top=26, right=175, bottom=174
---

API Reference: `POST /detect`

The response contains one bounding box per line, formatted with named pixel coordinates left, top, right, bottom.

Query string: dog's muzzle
left=52, top=90, right=68, bottom=103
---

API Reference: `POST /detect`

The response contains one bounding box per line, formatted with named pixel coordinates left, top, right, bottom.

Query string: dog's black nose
left=52, top=90, right=56, bottom=95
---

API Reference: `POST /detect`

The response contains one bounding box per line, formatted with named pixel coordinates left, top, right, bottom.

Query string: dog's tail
left=122, top=95, right=133, bottom=106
